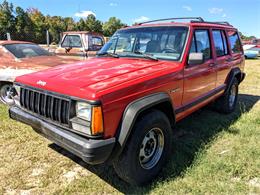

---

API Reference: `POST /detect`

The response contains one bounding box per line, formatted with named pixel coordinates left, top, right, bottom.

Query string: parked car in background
left=9, top=17, right=245, bottom=185
left=55, top=31, right=105, bottom=59
left=0, top=41, right=79, bottom=105
left=244, top=50, right=258, bottom=59
left=243, top=44, right=260, bottom=58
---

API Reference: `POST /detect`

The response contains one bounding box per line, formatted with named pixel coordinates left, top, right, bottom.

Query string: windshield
left=4, top=43, right=52, bottom=59
left=99, top=26, right=188, bottom=61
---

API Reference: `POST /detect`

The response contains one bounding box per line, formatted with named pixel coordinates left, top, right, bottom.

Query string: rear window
left=4, top=43, right=51, bottom=59
left=228, top=31, right=242, bottom=53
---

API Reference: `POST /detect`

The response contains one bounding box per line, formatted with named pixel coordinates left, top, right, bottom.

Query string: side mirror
left=188, top=53, right=204, bottom=65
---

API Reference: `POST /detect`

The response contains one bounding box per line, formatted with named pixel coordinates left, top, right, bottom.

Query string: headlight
left=73, top=102, right=104, bottom=136
left=76, top=102, right=92, bottom=121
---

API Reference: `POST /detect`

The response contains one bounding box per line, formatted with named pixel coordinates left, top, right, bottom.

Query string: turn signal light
left=91, top=106, right=104, bottom=135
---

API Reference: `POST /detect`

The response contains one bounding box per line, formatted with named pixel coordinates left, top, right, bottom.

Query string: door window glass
left=213, top=30, right=228, bottom=57
left=190, top=30, right=211, bottom=60
left=61, top=35, right=82, bottom=48
left=92, top=37, right=103, bottom=46
left=222, top=31, right=228, bottom=55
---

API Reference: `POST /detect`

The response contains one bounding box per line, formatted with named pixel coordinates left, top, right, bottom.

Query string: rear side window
left=212, top=30, right=228, bottom=57
left=61, top=35, right=82, bottom=48
left=190, top=30, right=211, bottom=60
left=228, top=31, right=242, bottom=53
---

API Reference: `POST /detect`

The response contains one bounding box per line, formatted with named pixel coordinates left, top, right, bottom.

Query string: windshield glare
left=4, top=43, right=52, bottom=59
left=99, top=26, right=188, bottom=61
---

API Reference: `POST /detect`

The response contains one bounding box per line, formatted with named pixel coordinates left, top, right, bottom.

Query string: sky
left=5, top=0, right=260, bottom=38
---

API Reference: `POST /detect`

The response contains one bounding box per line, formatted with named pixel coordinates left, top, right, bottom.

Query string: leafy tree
left=76, top=18, right=86, bottom=31
left=0, top=0, right=15, bottom=39
left=239, top=32, right=257, bottom=41
left=14, top=6, right=34, bottom=41
left=27, top=8, right=47, bottom=43
left=0, top=2, right=127, bottom=43
left=46, top=15, right=66, bottom=43
left=64, top=17, right=76, bottom=31
left=102, top=17, right=125, bottom=36
left=85, top=14, right=103, bottom=33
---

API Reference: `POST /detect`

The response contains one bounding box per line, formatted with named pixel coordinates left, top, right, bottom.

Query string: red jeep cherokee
left=9, top=17, right=245, bottom=185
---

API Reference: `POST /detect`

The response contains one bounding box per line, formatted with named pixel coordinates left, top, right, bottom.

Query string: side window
left=212, top=30, right=228, bottom=57
left=222, top=31, right=228, bottom=55
left=92, top=37, right=103, bottom=46
left=228, top=31, right=242, bottom=53
left=190, top=30, right=211, bottom=60
left=61, top=35, right=82, bottom=48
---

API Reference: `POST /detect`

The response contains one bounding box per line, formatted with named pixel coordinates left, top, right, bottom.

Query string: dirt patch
left=62, top=165, right=92, bottom=183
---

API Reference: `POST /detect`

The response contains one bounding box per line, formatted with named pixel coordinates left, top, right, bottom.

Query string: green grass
left=0, top=59, right=260, bottom=194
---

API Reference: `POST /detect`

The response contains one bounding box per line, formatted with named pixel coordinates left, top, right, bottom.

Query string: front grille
left=20, top=87, right=71, bottom=125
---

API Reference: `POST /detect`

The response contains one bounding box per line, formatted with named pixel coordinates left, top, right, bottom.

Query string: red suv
left=9, top=17, right=245, bottom=185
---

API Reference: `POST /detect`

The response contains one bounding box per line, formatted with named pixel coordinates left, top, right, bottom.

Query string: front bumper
left=9, top=106, right=115, bottom=164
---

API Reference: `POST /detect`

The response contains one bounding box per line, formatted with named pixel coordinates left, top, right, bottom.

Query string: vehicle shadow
left=49, top=93, right=259, bottom=194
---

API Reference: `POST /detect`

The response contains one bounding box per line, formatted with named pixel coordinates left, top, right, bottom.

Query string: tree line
left=1, top=1, right=257, bottom=44
left=0, top=0, right=126, bottom=44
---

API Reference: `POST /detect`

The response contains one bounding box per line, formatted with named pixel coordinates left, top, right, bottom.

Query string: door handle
left=226, top=58, right=233, bottom=62
left=209, top=63, right=216, bottom=67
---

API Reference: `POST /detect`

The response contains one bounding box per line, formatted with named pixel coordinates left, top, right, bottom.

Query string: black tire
left=0, top=83, right=14, bottom=105
left=214, top=78, right=239, bottom=114
left=113, top=110, right=173, bottom=186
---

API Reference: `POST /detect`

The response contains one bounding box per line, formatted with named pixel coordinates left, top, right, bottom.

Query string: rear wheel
left=214, top=78, right=239, bottom=114
left=113, top=110, right=173, bottom=185
left=0, top=83, right=14, bottom=105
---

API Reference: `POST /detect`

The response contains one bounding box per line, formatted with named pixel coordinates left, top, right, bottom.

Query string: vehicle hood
left=18, top=55, right=79, bottom=70
left=16, top=57, right=181, bottom=100
left=0, top=55, right=78, bottom=70
left=0, top=55, right=79, bottom=82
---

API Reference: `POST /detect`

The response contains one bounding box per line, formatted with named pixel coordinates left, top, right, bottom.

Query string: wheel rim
left=229, top=84, right=237, bottom=107
left=139, top=127, right=164, bottom=170
left=0, top=84, right=14, bottom=105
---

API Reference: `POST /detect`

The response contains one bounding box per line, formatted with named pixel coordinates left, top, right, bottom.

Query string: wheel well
left=234, top=72, right=244, bottom=84
left=0, top=81, right=13, bottom=88
left=135, top=101, right=175, bottom=129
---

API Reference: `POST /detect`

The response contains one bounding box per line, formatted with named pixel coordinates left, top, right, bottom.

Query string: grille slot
left=20, top=87, right=71, bottom=125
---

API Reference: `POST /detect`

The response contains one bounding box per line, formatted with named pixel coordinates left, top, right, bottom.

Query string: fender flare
left=225, top=68, right=245, bottom=94
left=115, top=92, right=175, bottom=155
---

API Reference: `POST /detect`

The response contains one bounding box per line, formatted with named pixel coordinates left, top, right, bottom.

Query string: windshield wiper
left=133, top=51, right=158, bottom=61
left=97, top=52, right=119, bottom=58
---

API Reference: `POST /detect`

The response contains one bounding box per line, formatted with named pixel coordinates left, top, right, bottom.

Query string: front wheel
left=113, top=110, right=173, bottom=185
left=0, top=83, right=14, bottom=105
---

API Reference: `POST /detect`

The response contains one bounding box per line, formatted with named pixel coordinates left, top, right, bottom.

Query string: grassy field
left=0, top=59, right=259, bottom=194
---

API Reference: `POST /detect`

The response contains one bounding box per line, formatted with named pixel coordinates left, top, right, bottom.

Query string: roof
left=126, top=22, right=236, bottom=30
left=0, top=40, right=34, bottom=45
left=62, top=31, right=103, bottom=36
left=125, top=17, right=236, bottom=30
